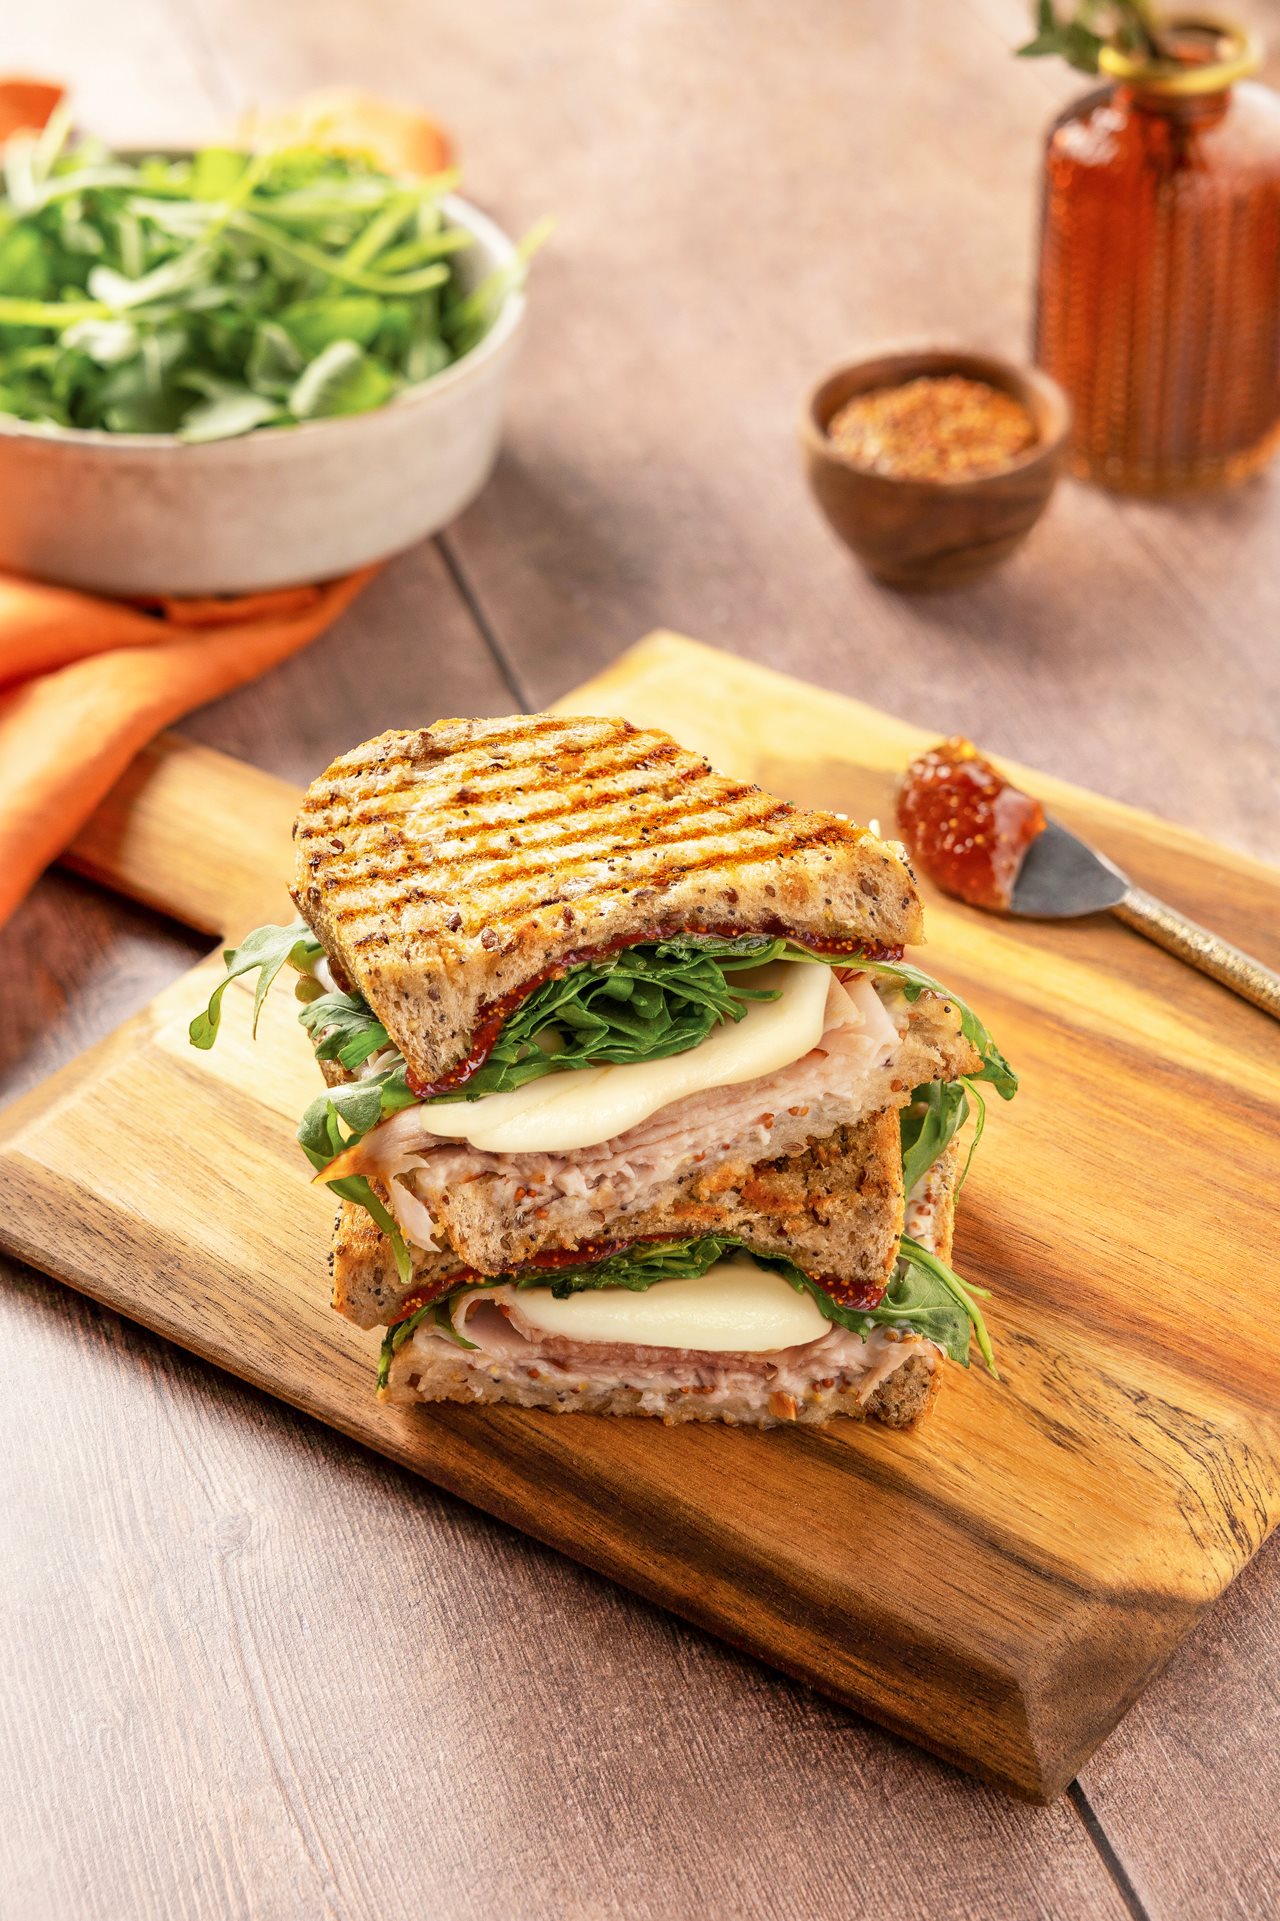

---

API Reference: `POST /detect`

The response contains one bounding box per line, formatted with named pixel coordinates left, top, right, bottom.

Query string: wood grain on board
left=2, top=634, right=1278, bottom=1802
left=64, top=735, right=298, bottom=937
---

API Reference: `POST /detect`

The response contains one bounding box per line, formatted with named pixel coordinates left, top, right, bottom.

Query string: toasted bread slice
left=291, top=715, right=924, bottom=1088
left=333, top=1107, right=908, bottom=1331
left=381, top=1339, right=942, bottom=1429
left=375, top=1147, right=963, bottom=1431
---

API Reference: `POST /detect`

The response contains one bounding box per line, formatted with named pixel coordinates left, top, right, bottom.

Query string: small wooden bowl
left=801, top=349, right=1070, bottom=590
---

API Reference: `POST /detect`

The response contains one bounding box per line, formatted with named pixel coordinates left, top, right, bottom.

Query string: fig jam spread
left=897, top=737, right=1045, bottom=912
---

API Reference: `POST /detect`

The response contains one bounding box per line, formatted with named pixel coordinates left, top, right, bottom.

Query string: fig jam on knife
left=897, top=737, right=1045, bottom=912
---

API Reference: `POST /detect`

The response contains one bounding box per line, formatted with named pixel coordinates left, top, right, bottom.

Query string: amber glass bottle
left=1034, top=21, right=1280, bottom=492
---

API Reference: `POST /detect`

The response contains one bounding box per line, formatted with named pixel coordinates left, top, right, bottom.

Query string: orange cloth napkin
left=0, top=81, right=452, bottom=932
left=0, top=571, right=376, bottom=927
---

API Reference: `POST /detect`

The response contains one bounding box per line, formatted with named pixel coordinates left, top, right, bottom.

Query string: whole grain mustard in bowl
left=828, top=376, right=1038, bottom=480
left=801, top=349, right=1070, bottom=590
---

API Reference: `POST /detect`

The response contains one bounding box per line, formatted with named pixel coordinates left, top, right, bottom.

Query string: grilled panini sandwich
left=192, top=714, right=1017, bottom=1428
left=334, top=1108, right=910, bottom=1331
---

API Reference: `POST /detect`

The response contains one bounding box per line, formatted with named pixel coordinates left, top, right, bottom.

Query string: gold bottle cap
left=1099, top=16, right=1261, bottom=94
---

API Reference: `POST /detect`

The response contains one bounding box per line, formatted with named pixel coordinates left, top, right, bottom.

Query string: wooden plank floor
left=1, top=3, right=1278, bottom=1916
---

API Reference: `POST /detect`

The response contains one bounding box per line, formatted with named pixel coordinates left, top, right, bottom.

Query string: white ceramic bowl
left=0, top=193, right=525, bottom=596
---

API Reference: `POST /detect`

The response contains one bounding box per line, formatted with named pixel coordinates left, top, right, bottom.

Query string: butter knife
left=1010, top=819, right=1280, bottom=1020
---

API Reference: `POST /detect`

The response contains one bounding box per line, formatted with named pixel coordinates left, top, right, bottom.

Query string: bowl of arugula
left=0, top=118, right=539, bottom=595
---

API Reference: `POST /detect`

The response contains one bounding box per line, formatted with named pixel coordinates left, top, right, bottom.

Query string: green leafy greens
left=236, top=932, right=1018, bottom=1136
left=188, top=917, right=322, bottom=1049
left=898, top=1074, right=986, bottom=1198
left=439, top=934, right=798, bottom=1100
left=899, top=1080, right=969, bottom=1194
left=298, top=988, right=391, bottom=1072
left=295, top=1082, right=414, bottom=1287
left=0, top=116, right=544, bottom=438
left=861, top=956, right=1017, bottom=1100
left=188, top=916, right=420, bottom=1280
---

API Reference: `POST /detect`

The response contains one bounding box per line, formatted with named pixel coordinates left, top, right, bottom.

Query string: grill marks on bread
left=292, top=715, right=924, bottom=1086
left=302, top=729, right=802, bottom=925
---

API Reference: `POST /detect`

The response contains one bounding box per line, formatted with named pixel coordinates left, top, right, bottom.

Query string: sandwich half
left=348, top=1129, right=967, bottom=1429
left=192, top=714, right=1016, bottom=1428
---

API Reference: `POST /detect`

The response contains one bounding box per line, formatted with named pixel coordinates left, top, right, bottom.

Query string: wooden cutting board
left=3, top=631, right=1278, bottom=1803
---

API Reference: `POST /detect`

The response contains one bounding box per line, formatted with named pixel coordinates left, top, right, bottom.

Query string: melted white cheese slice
left=498, top=1255, right=831, bottom=1353
left=419, top=960, right=832, bottom=1154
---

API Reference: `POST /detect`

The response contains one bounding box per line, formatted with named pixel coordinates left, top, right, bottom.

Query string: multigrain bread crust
left=291, top=715, right=926, bottom=1087
left=866, top=1354, right=941, bottom=1430
left=332, top=1109, right=909, bottom=1330
left=380, top=1342, right=941, bottom=1429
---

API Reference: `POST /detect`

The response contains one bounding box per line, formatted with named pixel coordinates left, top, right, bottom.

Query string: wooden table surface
left=2, top=4, right=1278, bottom=1917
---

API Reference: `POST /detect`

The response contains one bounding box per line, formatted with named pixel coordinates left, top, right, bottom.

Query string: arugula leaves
left=898, top=1237, right=997, bottom=1376
left=0, top=128, right=540, bottom=439
left=892, top=1070, right=997, bottom=1371
left=899, top=1080, right=970, bottom=1194
left=277, top=935, right=1020, bottom=1124
left=188, top=917, right=323, bottom=1049
left=295, top=1071, right=419, bottom=1160
left=191, top=919, right=1017, bottom=1115
left=1017, top=1, right=1161, bottom=74
left=536, top=1233, right=739, bottom=1296
left=441, top=933, right=791, bottom=1101
left=773, top=1243, right=992, bottom=1372
left=295, top=1080, right=415, bottom=1285
left=191, top=925, right=800, bottom=1105
left=298, top=989, right=391, bottom=1072
left=190, top=923, right=415, bottom=1282
left=379, top=1301, right=472, bottom=1385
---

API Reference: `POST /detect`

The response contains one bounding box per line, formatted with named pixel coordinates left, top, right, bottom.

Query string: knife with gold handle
left=1010, top=821, right=1280, bottom=1020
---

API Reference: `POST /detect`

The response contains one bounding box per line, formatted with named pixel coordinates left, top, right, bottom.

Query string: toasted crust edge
left=376, top=1342, right=942, bottom=1428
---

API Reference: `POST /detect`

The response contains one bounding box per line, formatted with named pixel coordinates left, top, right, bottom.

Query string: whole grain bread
left=379, top=1340, right=941, bottom=1429
left=291, top=715, right=924, bottom=1087
left=333, top=1107, right=908, bottom=1329
left=376, top=1146, right=964, bottom=1432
